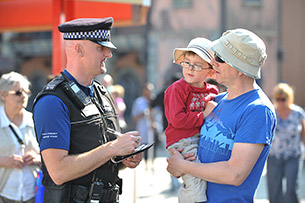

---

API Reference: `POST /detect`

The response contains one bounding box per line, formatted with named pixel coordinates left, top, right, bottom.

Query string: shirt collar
left=0, top=106, right=11, bottom=128
left=64, top=69, right=95, bottom=97
left=0, top=106, right=33, bottom=129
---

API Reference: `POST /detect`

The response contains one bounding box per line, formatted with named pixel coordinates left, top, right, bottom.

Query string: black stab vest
left=33, top=76, right=121, bottom=188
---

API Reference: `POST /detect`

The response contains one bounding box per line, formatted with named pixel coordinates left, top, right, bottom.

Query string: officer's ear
left=75, top=44, right=84, bottom=57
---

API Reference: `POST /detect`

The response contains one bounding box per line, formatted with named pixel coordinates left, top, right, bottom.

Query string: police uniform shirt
left=33, top=69, right=95, bottom=151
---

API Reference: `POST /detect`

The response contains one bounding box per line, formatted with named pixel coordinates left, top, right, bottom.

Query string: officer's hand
left=111, top=131, right=141, bottom=156
left=122, top=153, right=143, bottom=168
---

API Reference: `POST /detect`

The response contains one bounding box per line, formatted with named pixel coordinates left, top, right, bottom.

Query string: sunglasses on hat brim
left=214, top=52, right=226, bottom=63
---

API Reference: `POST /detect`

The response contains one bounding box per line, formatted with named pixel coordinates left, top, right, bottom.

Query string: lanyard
left=9, top=124, right=25, bottom=145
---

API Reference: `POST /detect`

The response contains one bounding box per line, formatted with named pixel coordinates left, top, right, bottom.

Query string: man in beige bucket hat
left=167, top=29, right=276, bottom=202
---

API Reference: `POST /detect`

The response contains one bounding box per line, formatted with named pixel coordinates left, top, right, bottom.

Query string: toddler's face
left=182, top=54, right=214, bottom=88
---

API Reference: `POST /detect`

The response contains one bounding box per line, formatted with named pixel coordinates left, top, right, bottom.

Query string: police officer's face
left=85, top=41, right=113, bottom=76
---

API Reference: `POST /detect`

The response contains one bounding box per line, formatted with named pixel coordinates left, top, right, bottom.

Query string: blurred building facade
left=146, top=0, right=305, bottom=107
left=0, top=0, right=304, bottom=116
left=280, top=0, right=305, bottom=106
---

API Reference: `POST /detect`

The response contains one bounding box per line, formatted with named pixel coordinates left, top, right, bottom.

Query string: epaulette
left=93, top=79, right=107, bottom=95
left=32, top=76, right=65, bottom=111
left=44, top=76, right=65, bottom=91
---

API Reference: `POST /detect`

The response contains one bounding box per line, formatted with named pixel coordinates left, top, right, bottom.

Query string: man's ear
left=75, top=44, right=83, bottom=57
left=238, top=71, right=244, bottom=77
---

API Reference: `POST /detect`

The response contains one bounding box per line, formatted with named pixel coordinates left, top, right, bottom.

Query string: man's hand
left=167, top=148, right=188, bottom=178
left=122, top=153, right=143, bottom=168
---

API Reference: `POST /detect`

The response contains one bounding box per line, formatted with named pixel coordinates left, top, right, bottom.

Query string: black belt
left=71, top=183, right=119, bottom=203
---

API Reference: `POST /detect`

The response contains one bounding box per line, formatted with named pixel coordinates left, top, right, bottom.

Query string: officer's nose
left=104, top=47, right=112, bottom=58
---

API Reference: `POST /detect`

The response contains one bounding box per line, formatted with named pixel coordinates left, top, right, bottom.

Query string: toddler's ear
left=208, top=68, right=216, bottom=78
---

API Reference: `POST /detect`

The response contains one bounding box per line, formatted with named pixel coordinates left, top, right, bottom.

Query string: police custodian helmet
left=58, top=17, right=117, bottom=49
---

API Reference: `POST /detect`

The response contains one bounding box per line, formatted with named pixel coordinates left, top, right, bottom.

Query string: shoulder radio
left=61, top=71, right=91, bottom=109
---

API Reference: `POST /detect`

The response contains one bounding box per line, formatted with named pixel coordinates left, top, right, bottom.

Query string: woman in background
left=110, top=84, right=127, bottom=131
left=0, top=71, right=41, bottom=203
left=267, top=83, right=305, bottom=203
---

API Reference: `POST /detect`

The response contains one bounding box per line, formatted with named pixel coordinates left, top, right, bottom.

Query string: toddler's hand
left=203, top=101, right=217, bottom=117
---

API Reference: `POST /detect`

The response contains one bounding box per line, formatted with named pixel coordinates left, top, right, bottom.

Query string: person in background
left=100, top=73, right=113, bottom=92
left=33, top=18, right=142, bottom=203
left=167, top=29, right=276, bottom=202
left=267, top=83, right=305, bottom=203
left=164, top=37, right=218, bottom=203
left=131, top=83, right=155, bottom=170
left=0, top=71, right=41, bottom=203
left=150, top=72, right=182, bottom=134
left=110, top=84, right=127, bottom=131
left=150, top=73, right=182, bottom=191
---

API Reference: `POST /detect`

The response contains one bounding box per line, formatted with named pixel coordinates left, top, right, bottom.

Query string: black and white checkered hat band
left=63, top=29, right=110, bottom=40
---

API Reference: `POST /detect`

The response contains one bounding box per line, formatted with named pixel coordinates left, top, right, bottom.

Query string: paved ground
left=119, top=140, right=305, bottom=203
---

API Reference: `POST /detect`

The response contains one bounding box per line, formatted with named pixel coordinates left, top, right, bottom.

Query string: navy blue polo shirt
left=33, top=69, right=95, bottom=151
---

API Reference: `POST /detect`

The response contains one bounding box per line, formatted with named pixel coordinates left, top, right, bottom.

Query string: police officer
left=33, top=17, right=142, bottom=203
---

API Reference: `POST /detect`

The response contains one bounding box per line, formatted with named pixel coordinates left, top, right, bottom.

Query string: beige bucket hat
left=212, top=28, right=267, bottom=79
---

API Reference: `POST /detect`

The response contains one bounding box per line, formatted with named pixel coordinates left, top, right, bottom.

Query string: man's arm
left=35, top=95, right=142, bottom=185
left=167, top=142, right=264, bottom=186
left=42, top=131, right=140, bottom=185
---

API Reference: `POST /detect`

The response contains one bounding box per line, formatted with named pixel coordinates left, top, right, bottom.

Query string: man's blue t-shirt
left=33, top=70, right=95, bottom=151
left=198, top=88, right=276, bottom=203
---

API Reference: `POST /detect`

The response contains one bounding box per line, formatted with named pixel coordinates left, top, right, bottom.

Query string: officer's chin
left=100, top=65, right=107, bottom=74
